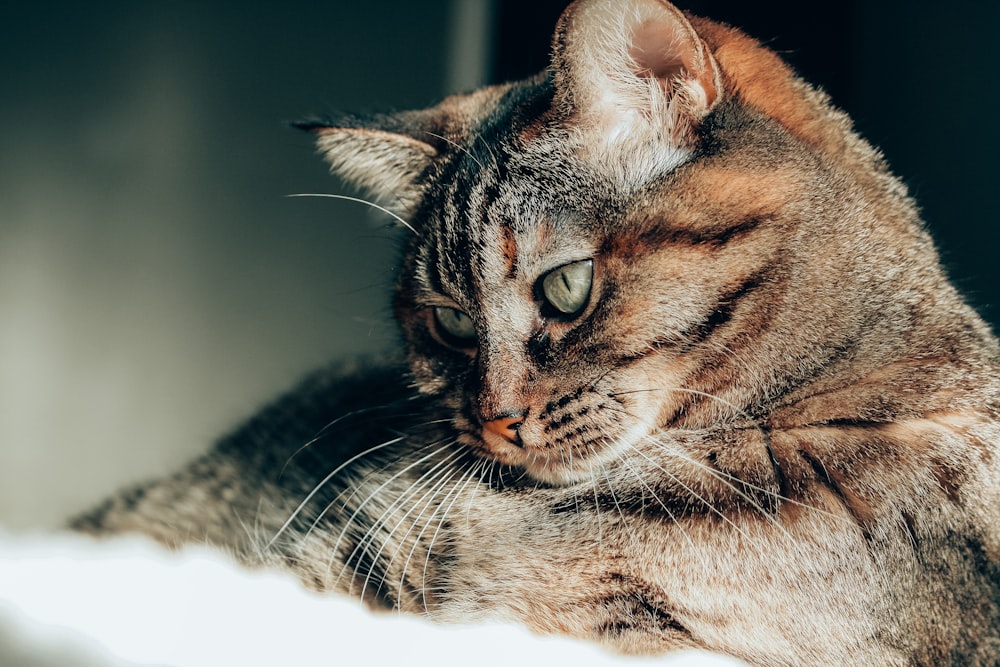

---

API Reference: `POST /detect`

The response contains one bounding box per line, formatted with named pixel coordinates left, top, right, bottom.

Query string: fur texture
left=76, top=1, right=1000, bottom=664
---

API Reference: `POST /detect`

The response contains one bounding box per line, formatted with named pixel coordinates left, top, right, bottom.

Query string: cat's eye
left=433, top=306, right=477, bottom=344
left=541, top=259, right=593, bottom=316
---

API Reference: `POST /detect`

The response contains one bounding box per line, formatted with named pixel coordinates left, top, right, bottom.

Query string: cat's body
left=75, top=1, right=1000, bottom=665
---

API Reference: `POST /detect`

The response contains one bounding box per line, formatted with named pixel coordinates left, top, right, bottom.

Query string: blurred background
left=1, top=0, right=997, bottom=529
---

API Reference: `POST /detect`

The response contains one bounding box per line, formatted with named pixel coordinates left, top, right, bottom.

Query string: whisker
left=609, top=385, right=755, bottom=423
left=359, top=460, right=465, bottom=605
left=287, top=193, right=417, bottom=234
left=470, top=129, right=499, bottom=167
left=318, top=439, right=456, bottom=567
left=608, top=383, right=786, bottom=500
left=312, top=439, right=441, bottom=535
left=277, top=400, right=421, bottom=479
left=363, top=454, right=479, bottom=601
left=318, top=414, right=457, bottom=502
left=462, top=457, right=491, bottom=529
left=416, top=458, right=484, bottom=612
left=626, top=440, right=762, bottom=541
left=605, top=400, right=787, bottom=533
left=266, top=435, right=407, bottom=551
left=590, top=465, right=604, bottom=551
left=328, top=444, right=463, bottom=592
left=336, top=461, right=458, bottom=599
left=424, top=131, right=486, bottom=172
left=599, top=463, right=633, bottom=545
left=391, top=461, right=480, bottom=612
left=606, top=397, right=849, bottom=526
left=614, top=453, right=712, bottom=570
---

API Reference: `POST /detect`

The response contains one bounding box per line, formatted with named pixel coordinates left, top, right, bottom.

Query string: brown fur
left=75, top=1, right=1000, bottom=664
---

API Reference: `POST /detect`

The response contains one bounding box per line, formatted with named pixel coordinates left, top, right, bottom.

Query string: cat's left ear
left=551, top=0, right=722, bottom=180
left=296, top=114, right=439, bottom=216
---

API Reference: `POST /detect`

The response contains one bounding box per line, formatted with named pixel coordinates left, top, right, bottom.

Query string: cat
left=73, top=0, right=1000, bottom=664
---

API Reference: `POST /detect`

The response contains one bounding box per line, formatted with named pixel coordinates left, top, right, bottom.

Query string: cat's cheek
left=628, top=357, right=702, bottom=429
left=401, top=326, right=475, bottom=395
left=406, top=354, right=464, bottom=397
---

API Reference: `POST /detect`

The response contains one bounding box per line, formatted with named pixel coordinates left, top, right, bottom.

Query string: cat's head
left=302, top=0, right=918, bottom=485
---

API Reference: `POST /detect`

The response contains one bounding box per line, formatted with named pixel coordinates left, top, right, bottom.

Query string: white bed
left=0, top=531, right=745, bottom=667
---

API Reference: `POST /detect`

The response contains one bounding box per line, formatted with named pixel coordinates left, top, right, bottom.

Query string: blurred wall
left=0, top=1, right=485, bottom=528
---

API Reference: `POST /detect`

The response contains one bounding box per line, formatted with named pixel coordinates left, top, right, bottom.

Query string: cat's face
left=395, top=95, right=651, bottom=485
left=390, top=94, right=809, bottom=486
left=305, top=0, right=907, bottom=485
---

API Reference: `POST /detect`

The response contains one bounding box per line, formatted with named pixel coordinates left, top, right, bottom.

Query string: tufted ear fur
left=296, top=114, right=440, bottom=217
left=551, top=0, right=722, bottom=182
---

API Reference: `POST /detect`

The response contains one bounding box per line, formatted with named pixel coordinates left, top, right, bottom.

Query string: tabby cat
left=75, top=0, right=1000, bottom=664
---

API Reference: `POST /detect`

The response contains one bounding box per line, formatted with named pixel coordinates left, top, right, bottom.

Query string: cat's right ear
left=295, top=116, right=439, bottom=216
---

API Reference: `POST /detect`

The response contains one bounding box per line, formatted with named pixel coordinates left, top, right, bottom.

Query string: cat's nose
left=481, top=412, right=526, bottom=446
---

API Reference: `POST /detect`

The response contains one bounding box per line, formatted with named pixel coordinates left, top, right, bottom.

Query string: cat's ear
left=551, top=0, right=722, bottom=179
left=296, top=115, right=439, bottom=215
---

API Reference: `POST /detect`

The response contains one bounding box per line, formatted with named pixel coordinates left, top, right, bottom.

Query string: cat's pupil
left=433, top=306, right=476, bottom=344
left=542, top=260, right=593, bottom=316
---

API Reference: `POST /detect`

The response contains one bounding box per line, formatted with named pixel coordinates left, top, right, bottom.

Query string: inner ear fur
left=296, top=113, right=440, bottom=215
left=317, top=126, right=437, bottom=213
left=296, top=84, right=513, bottom=218
left=551, top=0, right=723, bottom=162
left=549, top=0, right=865, bottom=181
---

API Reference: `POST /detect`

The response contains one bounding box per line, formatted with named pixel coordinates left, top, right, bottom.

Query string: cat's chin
left=520, top=459, right=609, bottom=487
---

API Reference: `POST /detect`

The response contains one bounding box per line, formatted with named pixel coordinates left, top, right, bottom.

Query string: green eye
left=542, top=259, right=593, bottom=315
left=433, top=306, right=476, bottom=343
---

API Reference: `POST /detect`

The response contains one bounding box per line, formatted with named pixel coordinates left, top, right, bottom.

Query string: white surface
left=0, top=531, right=747, bottom=667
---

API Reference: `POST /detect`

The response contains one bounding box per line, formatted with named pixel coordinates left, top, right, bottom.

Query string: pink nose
left=482, top=414, right=525, bottom=445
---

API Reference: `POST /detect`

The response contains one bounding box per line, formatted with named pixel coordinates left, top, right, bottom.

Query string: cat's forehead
left=414, top=153, right=604, bottom=304
left=417, top=110, right=608, bottom=248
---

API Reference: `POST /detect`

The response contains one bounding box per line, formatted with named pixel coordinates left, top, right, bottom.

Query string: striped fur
left=77, top=1, right=1000, bottom=664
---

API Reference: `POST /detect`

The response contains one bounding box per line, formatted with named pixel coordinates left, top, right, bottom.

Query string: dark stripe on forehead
left=430, top=177, right=463, bottom=294
left=451, top=164, right=504, bottom=293
left=470, top=176, right=504, bottom=291
left=502, top=223, right=518, bottom=279
left=417, top=238, right=445, bottom=296
left=667, top=214, right=767, bottom=247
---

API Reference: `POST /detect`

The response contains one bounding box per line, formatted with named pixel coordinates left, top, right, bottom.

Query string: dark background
left=1, top=1, right=996, bottom=527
